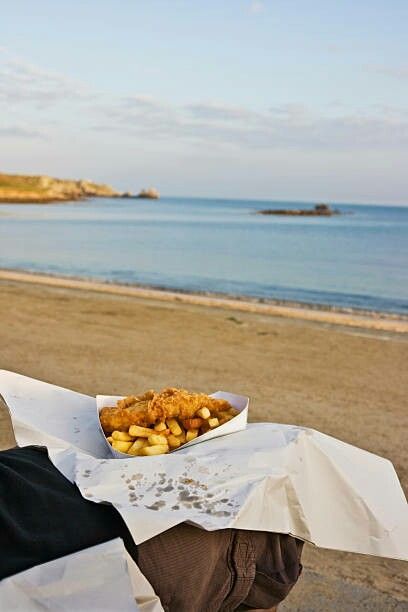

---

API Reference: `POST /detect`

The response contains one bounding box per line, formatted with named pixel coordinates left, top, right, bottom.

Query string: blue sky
left=1, top=0, right=407, bottom=203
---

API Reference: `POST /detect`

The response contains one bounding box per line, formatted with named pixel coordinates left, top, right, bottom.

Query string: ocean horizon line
left=1, top=190, right=407, bottom=209
left=153, top=195, right=408, bottom=209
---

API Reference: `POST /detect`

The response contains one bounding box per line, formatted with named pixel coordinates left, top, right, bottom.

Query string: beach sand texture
left=0, top=275, right=407, bottom=609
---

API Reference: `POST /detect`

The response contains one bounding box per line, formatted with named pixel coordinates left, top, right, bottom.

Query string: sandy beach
left=0, top=273, right=407, bottom=608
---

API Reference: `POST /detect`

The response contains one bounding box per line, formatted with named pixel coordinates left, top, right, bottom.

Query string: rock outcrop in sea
left=257, top=204, right=340, bottom=216
left=136, top=187, right=160, bottom=199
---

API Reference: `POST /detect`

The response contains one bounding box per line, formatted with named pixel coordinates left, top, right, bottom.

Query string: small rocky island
left=257, top=204, right=340, bottom=216
left=136, top=187, right=160, bottom=199
left=120, top=187, right=160, bottom=200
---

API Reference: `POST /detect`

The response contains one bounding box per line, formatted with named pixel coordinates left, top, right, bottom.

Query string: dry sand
left=0, top=274, right=407, bottom=608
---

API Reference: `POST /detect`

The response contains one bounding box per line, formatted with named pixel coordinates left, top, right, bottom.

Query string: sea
left=0, top=197, right=407, bottom=315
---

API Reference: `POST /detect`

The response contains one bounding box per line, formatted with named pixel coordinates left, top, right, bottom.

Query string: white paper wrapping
left=0, top=538, right=163, bottom=611
left=97, top=392, right=249, bottom=458
left=1, top=370, right=407, bottom=561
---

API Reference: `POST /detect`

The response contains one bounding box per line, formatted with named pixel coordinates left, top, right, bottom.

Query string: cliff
left=0, top=173, right=121, bottom=203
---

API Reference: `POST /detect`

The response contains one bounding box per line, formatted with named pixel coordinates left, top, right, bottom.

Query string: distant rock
left=257, top=204, right=340, bottom=217
left=136, top=187, right=160, bottom=199
left=314, top=203, right=331, bottom=213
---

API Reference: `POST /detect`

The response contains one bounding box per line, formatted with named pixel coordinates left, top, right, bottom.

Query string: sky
left=1, top=0, right=408, bottom=204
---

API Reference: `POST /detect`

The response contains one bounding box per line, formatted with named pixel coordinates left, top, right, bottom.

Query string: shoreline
left=1, top=268, right=407, bottom=333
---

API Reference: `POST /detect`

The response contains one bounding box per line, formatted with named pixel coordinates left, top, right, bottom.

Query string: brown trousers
left=138, top=523, right=303, bottom=612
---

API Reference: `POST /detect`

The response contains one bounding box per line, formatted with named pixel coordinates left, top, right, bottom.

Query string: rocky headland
left=0, top=173, right=124, bottom=203
left=0, top=173, right=160, bottom=203
left=257, top=204, right=340, bottom=216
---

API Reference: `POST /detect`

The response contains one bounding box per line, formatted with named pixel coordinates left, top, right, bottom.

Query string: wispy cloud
left=185, top=102, right=256, bottom=122
left=1, top=49, right=407, bottom=155
left=0, top=48, right=94, bottom=108
left=249, top=1, right=264, bottom=15
left=366, top=64, right=408, bottom=81
left=91, top=95, right=408, bottom=151
left=0, top=125, right=44, bottom=139
left=326, top=44, right=342, bottom=54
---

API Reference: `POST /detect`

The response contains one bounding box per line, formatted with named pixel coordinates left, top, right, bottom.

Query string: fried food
left=167, top=434, right=181, bottom=449
left=100, top=387, right=234, bottom=434
left=111, top=440, right=132, bottom=453
left=148, top=433, right=168, bottom=446
left=99, top=402, right=149, bottom=433
left=111, top=431, right=133, bottom=442
left=186, top=429, right=198, bottom=442
left=128, top=425, right=155, bottom=437
left=128, top=438, right=148, bottom=454
left=140, top=444, right=169, bottom=456
left=167, top=418, right=182, bottom=436
left=196, top=407, right=211, bottom=419
left=182, top=418, right=204, bottom=430
left=147, top=387, right=233, bottom=424
left=100, top=387, right=240, bottom=457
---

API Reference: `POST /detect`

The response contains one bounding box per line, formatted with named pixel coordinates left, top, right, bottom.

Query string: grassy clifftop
left=0, top=173, right=121, bottom=203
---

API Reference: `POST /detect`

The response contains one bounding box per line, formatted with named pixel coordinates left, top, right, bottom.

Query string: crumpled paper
left=1, top=370, right=407, bottom=561
left=0, top=538, right=163, bottom=611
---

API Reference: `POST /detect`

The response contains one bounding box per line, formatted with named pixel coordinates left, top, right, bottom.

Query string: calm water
left=0, top=197, right=407, bottom=314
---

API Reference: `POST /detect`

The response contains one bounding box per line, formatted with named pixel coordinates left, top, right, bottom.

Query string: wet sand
left=0, top=275, right=407, bottom=607
left=1, top=269, right=407, bottom=333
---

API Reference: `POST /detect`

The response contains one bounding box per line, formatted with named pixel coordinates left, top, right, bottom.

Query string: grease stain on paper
left=106, top=461, right=239, bottom=520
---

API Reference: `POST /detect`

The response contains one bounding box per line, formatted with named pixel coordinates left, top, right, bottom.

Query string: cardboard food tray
left=96, top=391, right=249, bottom=458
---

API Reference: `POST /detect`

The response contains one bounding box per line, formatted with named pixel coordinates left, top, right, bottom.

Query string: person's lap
left=139, top=523, right=302, bottom=611
left=0, top=445, right=302, bottom=611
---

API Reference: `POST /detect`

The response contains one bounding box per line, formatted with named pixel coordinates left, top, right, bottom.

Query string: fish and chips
left=99, top=387, right=239, bottom=456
